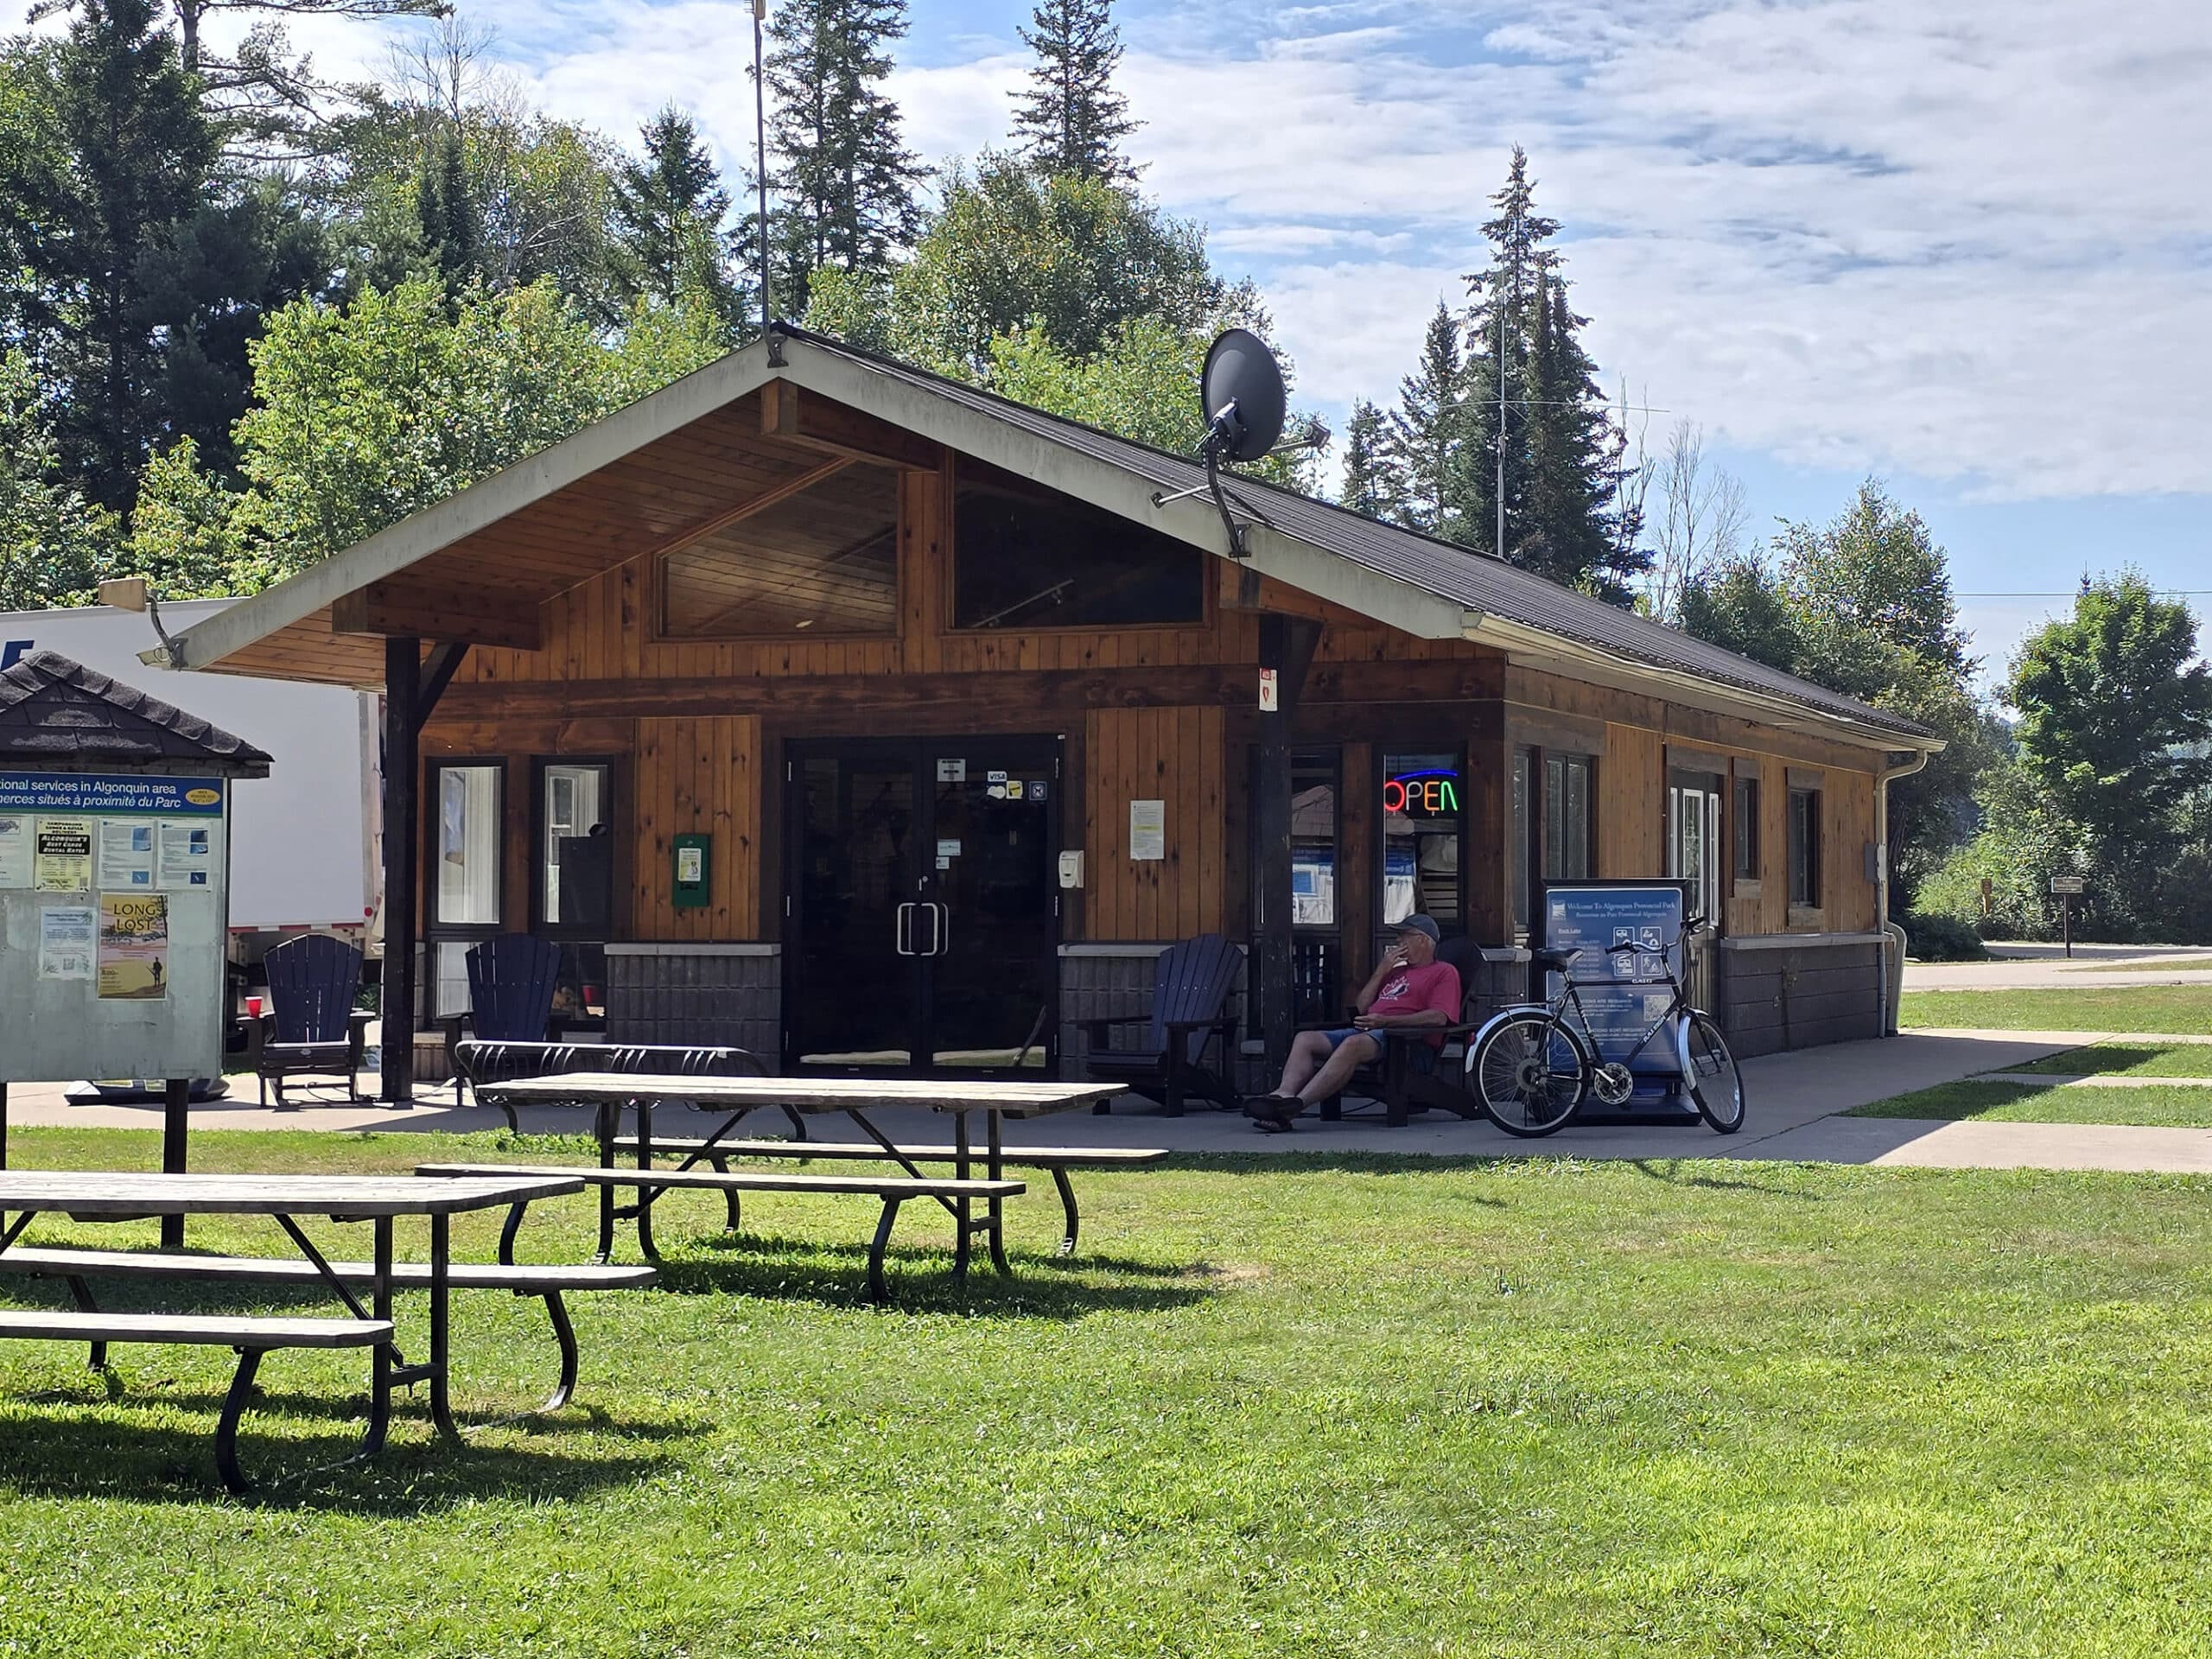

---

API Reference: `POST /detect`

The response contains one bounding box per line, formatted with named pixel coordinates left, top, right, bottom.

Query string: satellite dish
left=1199, top=328, right=1287, bottom=464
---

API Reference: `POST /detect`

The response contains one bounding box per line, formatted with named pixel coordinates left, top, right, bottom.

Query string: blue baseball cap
left=1392, top=914, right=1441, bottom=943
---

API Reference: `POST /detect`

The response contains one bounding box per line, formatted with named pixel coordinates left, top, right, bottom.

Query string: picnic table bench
left=0, top=1170, right=579, bottom=1492
left=450, top=1074, right=1136, bottom=1300
left=603, top=1136, right=1167, bottom=1253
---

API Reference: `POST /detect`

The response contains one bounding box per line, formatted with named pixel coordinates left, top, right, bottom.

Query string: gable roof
left=0, top=651, right=273, bottom=774
left=153, top=322, right=1935, bottom=749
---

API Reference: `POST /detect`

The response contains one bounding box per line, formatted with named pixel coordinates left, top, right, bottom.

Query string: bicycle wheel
left=1678, top=1012, right=1745, bottom=1134
left=1469, top=1013, right=1588, bottom=1137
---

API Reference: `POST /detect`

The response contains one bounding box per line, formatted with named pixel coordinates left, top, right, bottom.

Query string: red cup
left=245, top=995, right=264, bottom=1019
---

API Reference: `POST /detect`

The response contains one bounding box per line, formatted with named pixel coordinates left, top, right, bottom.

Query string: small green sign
left=673, top=833, right=711, bottom=910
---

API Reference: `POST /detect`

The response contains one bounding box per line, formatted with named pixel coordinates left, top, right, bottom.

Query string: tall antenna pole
left=753, top=0, right=772, bottom=333
left=1495, top=289, right=1507, bottom=563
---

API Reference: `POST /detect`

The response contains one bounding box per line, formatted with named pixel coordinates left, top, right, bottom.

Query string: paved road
left=1906, top=942, right=2212, bottom=990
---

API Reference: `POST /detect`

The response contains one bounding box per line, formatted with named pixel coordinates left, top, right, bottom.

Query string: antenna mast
left=1495, top=289, right=1507, bottom=564
left=753, top=0, right=772, bottom=332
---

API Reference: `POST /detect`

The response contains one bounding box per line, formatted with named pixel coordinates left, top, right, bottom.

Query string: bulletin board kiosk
left=0, top=652, right=271, bottom=1236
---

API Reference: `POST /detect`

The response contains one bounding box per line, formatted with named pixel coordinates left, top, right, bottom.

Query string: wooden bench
left=416, top=1162, right=1025, bottom=1304
left=607, top=1136, right=1168, bottom=1253
left=0, top=1306, right=391, bottom=1492
left=0, top=1248, right=654, bottom=1416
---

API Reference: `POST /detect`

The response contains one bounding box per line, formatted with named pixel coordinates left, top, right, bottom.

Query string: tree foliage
left=1338, top=399, right=1394, bottom=519
left=613, top=105, right=745, bottom=331
left=0, top=351, right=119, bottom=611
left=1010, top=0, right=1136, bottom=184
left=2007, top=575, right=2212, bottom=853
left=765, top=0, right=924, bottom=313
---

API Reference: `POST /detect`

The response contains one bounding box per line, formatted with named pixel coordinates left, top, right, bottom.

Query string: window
left=538, top=760, right=614, bottom=1026
left=1668, top=770, right=1723, bottom=924
left=430, top=761, right=502, bottom=1018
left=1290, top=749, right=1340, bottom=1022
left=1733, top=776, right=1760, bottom=881
left=1543, top=753, right=1593, bottom=882
left=661, top=462, right=899, bottom=638
left=1382, top=751, right=1464, bottom=929
left=953, top=467, right=1205, bottom=630
left=1789, top=786, right=1822, bottom=910
left=1510, top=748, right=1531, bottom=932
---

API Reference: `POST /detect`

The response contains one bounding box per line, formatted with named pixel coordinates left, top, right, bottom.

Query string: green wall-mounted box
left=672, top=832, right=711, bottom=910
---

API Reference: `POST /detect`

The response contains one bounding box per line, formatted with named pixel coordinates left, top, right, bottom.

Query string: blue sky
left=141, top=0, right=2212, bottom=682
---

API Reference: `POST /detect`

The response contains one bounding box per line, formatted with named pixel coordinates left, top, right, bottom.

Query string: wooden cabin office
left=155, top=327, right=1940, bottom=1103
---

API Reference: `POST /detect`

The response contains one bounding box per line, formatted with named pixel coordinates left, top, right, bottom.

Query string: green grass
left=1850, top=1079, right=2212, bottom=1128
left=6, top=1128, right=2212, bottom=1655
left=2012, top=1042, right=2212, bottom=1078
left=1901, top=983, right=2212, bottom=1033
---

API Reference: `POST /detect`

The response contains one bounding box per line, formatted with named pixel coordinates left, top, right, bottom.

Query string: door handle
left=895, top=901, right=915, bottom=956
left=931, top=901, right=950, bottom=957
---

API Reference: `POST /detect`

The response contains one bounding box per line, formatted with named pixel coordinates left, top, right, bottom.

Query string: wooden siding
left=633, top=715, right=760, bottom=941
left=1599, top=724, right=1664, bottom=875
left=1083, top=705, right=1226, bottom=943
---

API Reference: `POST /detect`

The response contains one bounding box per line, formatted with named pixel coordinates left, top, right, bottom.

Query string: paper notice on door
left=38, top=905, right=94, bottom=980
left=98, top=892, right=168, bottom=999
left=937, top=839, right=962, bottom=859
left=1007, top=780, right=1025, bottom=800
left=157, top=818, right=218, bottom=888
left=0, top=815, right=30, bottom=887
left=936, top=758, right=967, bottom=783
left=1129, top=799, right=1166, bottom=861
left=34, top=817, right=92, bottom=891
left=98, top=818, right=156, bottom=889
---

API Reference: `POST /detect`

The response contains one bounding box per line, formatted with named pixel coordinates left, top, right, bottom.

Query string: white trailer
left=0, top=600, right=378, bottom=959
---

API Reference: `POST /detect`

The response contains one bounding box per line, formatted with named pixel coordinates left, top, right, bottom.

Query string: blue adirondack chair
left=257, top=933, right=368, bottom=1106
left=1078, top=933, right=1244, bottom=1116
left=442, top=933, right=565, bottom=1103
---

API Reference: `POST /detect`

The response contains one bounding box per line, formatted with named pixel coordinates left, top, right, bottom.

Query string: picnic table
left=460, top=1074, right=1133, bottom=1294
left=0, top=1170, right=579, bottom=1490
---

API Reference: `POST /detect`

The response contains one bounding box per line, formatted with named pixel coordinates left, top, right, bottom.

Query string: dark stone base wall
left=1713, top=934, right=1886, bottom=1059
left=606, top=947, right=780, bottom=1061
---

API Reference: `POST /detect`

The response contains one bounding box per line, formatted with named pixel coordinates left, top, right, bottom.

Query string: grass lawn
left=2012, top=1042, right=2212, bottom=1078
left=1848, top=1079, right=2212, bottom=1128
left=2079, top=957, right=2212, bottom=972
left=1901, top=982, right=2212, bottom=1033
left=4, top=1128, right=2212, bottom=1655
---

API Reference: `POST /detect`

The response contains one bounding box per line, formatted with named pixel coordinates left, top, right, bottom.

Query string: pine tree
left=766, top=0, right=925, bottom=314
left=1379, top=301, right=1465, bottom=537
left=613, top=105, right=743, bottom=325
left=415, top=122, right=479, bottom=294
left=1010, top=0, right=1138, bottom=183
left=35, top=0, right=218, bottom=509
left=1456, top=146, right=1645, bottom=598
left=1338, top=398, right=1396, bottom=518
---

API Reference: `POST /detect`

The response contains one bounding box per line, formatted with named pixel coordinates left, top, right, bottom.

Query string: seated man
left=1245, top=914, right=1462, bottom=1131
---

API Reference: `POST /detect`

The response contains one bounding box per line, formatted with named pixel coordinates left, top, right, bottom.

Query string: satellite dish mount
left=1154, top=328, right=1300, bottom=559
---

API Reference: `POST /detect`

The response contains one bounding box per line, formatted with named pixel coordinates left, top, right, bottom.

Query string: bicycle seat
left=1533, top=947, right=1579, bottom=972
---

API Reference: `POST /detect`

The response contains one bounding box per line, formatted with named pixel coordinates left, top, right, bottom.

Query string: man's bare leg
left=1294, top=1033, right=1379, bottom=1108
left=1272, top=1031, right=1332, bottom=1099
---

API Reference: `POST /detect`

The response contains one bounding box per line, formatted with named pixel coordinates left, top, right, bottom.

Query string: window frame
left=1732, top=775, right=1760, bottom=884
left=945, top=463, right=1216, bottom=637
left=1788, top=785, right=1823, bottom=912
left=531, top=755, right=624, bottom=938
left=652, top=462, right=905, bottom=644
left=1375, top=746, right=1471, bottom=938
left=424, top=757, right=507, bottom=1022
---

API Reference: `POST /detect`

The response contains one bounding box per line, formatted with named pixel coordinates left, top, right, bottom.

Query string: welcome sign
left=0, top=773, right=225, bottom=815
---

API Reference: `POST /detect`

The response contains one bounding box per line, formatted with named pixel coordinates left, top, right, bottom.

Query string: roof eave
left=1463, top=613, right=1943, bottom=753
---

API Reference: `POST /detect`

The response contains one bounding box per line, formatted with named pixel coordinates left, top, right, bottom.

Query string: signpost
left=2050, top=874, right=2085, bottom=958
left=1537, top=880, right=1695, bottom=1120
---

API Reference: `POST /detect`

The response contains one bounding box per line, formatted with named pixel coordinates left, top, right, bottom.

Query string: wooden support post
left=1255, top=615, right=1322, bottom=1078
left=0, top=1079, right=8, bottom=1171
left=381, top=637, right=421, bottom=1105
left=162, top=1077, right=188, bottom=1247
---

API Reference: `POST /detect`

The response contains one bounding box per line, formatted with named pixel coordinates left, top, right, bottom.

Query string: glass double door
left=786, top=738, right=1060, bottom=1075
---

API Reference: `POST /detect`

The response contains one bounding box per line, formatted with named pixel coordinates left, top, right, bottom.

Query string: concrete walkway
left=9, top=1026, right=2212, bottom=1175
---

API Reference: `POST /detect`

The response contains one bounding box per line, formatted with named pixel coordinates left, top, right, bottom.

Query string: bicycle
left=1465, top=917, right=1745, bottom=1138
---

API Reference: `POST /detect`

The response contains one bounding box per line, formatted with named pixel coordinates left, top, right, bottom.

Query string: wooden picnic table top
left=0, top=1171, right=582, bottom=1218
left=478, top=1072, right=1123, bottom=1120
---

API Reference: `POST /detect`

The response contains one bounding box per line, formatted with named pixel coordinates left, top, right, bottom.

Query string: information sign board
left=1539, top=881, right=1691, bottom=1101
left=2049, top=875, right=2085, bottom=895
left=0, top=772, right=224, bottom=815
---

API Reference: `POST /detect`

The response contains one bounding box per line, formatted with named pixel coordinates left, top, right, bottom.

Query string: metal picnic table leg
left=951, top=1110, right=970, bottom=1284
left=986, top=1110, right=1011, bottom=1275
left=365, top=1214, right=395, bottom=1460
left=594, top=1100, right=619, bottom=1262
left=632, top=1098, right=660, bottom=1262
left=427, top=1211, right=459, bottom=1441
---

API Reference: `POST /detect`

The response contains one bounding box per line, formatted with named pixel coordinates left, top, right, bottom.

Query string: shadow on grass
left=2013, top=1044, right=2163, bottom=1076
left=656, top=1230, right=1214, bottom=1317
left=1621, top=1158, right=1833, bottom=1198
left=0, top=1391, right=671, bottom=1512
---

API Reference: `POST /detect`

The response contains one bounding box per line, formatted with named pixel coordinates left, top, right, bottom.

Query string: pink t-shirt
left=1370, top=960, right=1462, bottom=1047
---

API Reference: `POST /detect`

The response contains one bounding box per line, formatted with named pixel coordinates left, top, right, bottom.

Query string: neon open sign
left=1383, top=770, right=1459, bottom=815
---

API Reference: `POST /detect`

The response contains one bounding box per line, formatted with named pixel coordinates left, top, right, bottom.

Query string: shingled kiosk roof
left=151, top=321, right=1936, bottom=751
left=0, top=651, right=272, bottom=775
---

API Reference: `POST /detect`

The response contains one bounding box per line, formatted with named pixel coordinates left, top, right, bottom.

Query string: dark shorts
left=1318, top=1027, right=1437, bottom=1076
